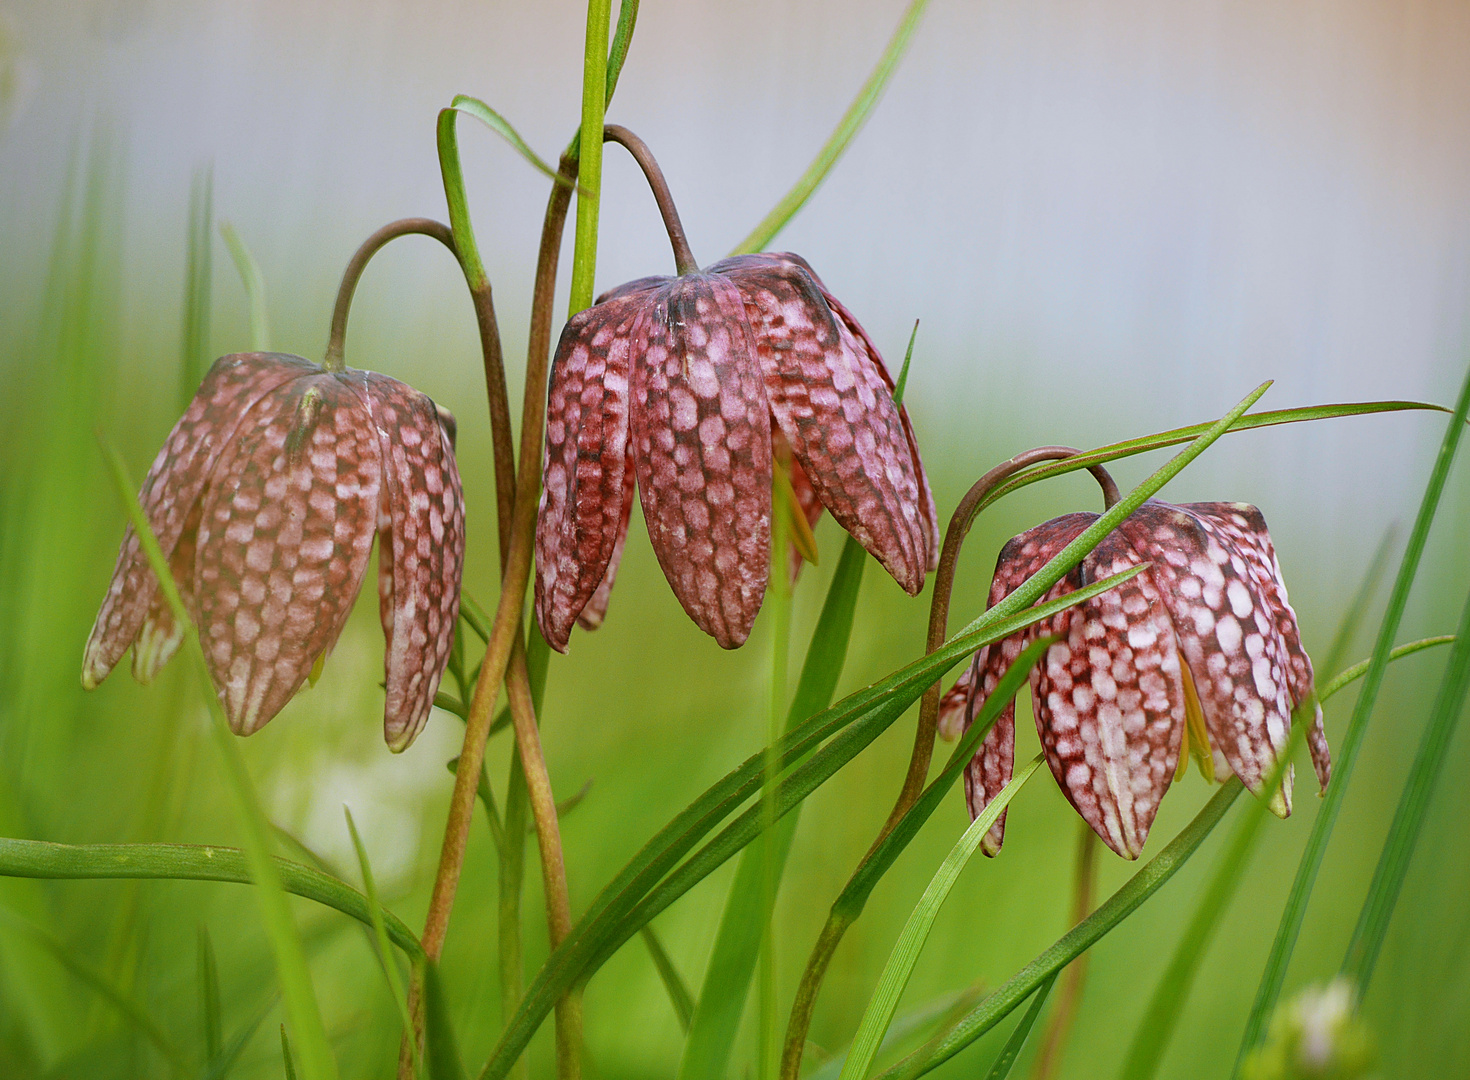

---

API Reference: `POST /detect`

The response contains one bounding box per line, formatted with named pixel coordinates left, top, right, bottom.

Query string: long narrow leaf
left=641, top=926, right=695, bottom=1032
left=874, top=781, right=1243, bottom=1080
left=199, top=925, right=224, bottom=1063
left=0, top=837, right=424, bottom=962
left=678, top=537, right=867, bottom=1079
left=180, top=163, right=213, bottom=408
left=982, top=974, right=1058, bottom=1080
left=840, top=756, right=1046, bottom=1080
left=218, top=221, right=269, bottom=351
left=733, top=0, right=933, bottom=254
left=1235, top=361, right=1470, bottom=1069
left=480, top=382, right=1267, bottom=1080
left=424, top=961, right=470, bottom=1080
left=1342, top=587, right=1470, bottom=988
left=449, top=97, right=580, bottom=190
left=202, top=994, right=278, bottom=1080
left=809, top=989, right=975, bottom=1080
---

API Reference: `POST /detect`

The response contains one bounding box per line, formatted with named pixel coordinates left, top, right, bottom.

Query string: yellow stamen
left=1178, top=652, right=1215, bottom=783
left=308, top=650, right=327, bottom=688
left=774, top=462, right=819, bottom=566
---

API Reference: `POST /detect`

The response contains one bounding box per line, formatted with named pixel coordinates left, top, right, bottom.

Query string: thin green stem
left=1234, top=362, right=1470, bottom=1070
left=569, top=0, right=612, bottom=315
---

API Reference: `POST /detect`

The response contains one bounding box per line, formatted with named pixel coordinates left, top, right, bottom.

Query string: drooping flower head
left=83, top=351, right=465, bottom=751
left=938, top=500, right=1330, bottom=859
left=535, top=250, right=938, bottom=651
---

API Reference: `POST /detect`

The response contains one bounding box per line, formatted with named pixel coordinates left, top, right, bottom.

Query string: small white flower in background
left=1242, top=978, right=1375, bottom=1080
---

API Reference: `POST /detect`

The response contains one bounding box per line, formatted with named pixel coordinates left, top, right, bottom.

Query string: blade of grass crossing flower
left=199, top=924, right=224, bottom=1063
left=1234, top=361, right=1470, bottom=1071
left=839, top=756, right=1046, bottom=1080
left=641, top=926, right=695, bottom=1032
left=677, top=538, right=866, bottom=1080
left=479, top=569, right=1141, bottom=1080
left=1114, top=578, right=1455, bottom=1077
left=732, top=0, right=933, bottom=255
left=424, top=961, right=470, bottom=1080
left=100, top=440, right=337, bottom=1080
left=872, top=781, right=1243, bottom=1080
left=0, top=905, right=185, bottom=1069
left=982, top=974, right=1058, bottom=1080
left=1342, top=587, right=1470, bottom=990
left=981, top=402, right=1446, bottom=515
left=180, top=163, right=213, bottom=408
left=218, top=221, right=269, bottom=351
left=346, top=807, right=422, bottom=1079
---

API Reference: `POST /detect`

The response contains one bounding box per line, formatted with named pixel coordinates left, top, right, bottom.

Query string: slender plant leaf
left=218, top=221, right=269, bottom=351
left=840, top=756, right=1046, bottom=1080
left=733, top=0, right=933, bottom=254
left=640, top=926, right=695, bottom=1033
left=1317, top=637, right=1456, bottom=703
left=809, top=988, right=974, bottom=1080
left=1342, top=588, right=1470, bottom=989
left=424, top=960, right=470, bottom=1080
left=562, top=0, right=642, bottom=159
left=1235, top=361, right=1470, bottom=1070
left=0, top=905, right=184, bottom=1069
left=568, top=0, right=613, bottom=315
left=180, top=163, right=213, bottom=408
left=480, top=382, right=1268, bottom=1080
left=449, top=97, right=580, bottom=190
left=199, top=924, right=224, bottom=1063
left=0, top=837, right=424, bottom=962
left=1318, top=527, right=1398, bottom=680
left=872, top=781, right=1243, bottom=1080
left=677, top=537, right=866, bottom=1080
left=280, top=1026, right=297, bottom=1080
left=201, top=993, right=277, bottom=1080
left=892, top=321, right=919, bottom=405
left=982, top=401, right=1446, bottom=515
left=345, top=807, right=421, bottom=1079
left=1115, top=585, right=1456, bottom=1076
left=982, top=974, right=1058, bottom=1080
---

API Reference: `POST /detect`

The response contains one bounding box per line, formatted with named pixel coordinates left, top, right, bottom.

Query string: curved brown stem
left=779, top=446, right=1118, bottom=1080
left=603, top=124, right=698, bottom=276
left=323, top=218, right=457, bottom=373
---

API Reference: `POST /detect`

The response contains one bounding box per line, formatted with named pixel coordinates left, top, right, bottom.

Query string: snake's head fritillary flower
left=82, top=352, right=465, bottom=752
left=535, top=251, right=937, bottom=651
left=938, top=500, right=1330, bottom=859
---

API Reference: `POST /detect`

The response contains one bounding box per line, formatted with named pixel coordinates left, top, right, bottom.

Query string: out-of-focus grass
left=1, top=132, right=1467, bottom=1080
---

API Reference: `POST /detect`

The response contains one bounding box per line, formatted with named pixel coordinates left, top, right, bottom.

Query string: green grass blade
left=982, top=974, right=1058, bottom=1080
left=732, top=0, right=933, bottom=255
left=640, top=926, right=695, bottom=1033
left=1316, top=637, right=1456, bottom=703
left=568, top=0, right=612, bottom=315
left=874, top=781, right=1243, bottom=1080
left=1318, top=527, right=1398, bottom=680
left=839, top=756, right=1046, bottom=1080
left=1234, top=361, right=1470, bottom=1070
left=280, top=1026, right=297, bottom=1080
left=218, top=221, right=269, bottom=351
left=98, top=441, right=335, bottom=1080
left=809, top=988, right=974, bottom=1080
left=198, top=924, right=224, bottom=1063
left=1342, top=589, right=1470, bottom=989
left=0, top=905, right=185, bottom=1069
left=180, top=163, right=213, bottom=408
left=345, top=807, right=421, bottom=1078
left=677, top=537, right=866, bottom=1080
left=448, top=98, right=580, bottom=191
left=0, top=838, right=425, bottom=964
left=981, top=401, right=1446, bottom=514
left=201, top=994, right=276, bottom=1080
left=424, top=960, right=470, bottom=1080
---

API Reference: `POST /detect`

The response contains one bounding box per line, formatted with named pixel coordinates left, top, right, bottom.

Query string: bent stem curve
left=604, top=124, right=698, bottom=275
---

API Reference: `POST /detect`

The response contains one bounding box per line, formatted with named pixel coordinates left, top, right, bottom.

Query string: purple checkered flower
left=82, top=351, right=465, bottom=751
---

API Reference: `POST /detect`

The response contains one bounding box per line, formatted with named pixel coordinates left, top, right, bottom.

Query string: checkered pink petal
left=366, top=373, right=465, bottom=751
left=631, top=274, right=774, bottom=648
left=535, top=295, right=643, bottom=651
left=82, top=352, right=313, bottom=688
left=576, top=464, right=635, bottom=633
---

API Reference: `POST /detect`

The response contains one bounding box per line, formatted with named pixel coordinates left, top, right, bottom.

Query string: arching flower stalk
left=534, top=125, right=937, bottom=651
left=82, top=351, right=465, bottom=751
left=939, top=500, right=1331, bottom=859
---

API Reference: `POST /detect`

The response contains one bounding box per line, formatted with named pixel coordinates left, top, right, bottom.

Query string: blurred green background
left=2, top=1, right=1469, bottom=1077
